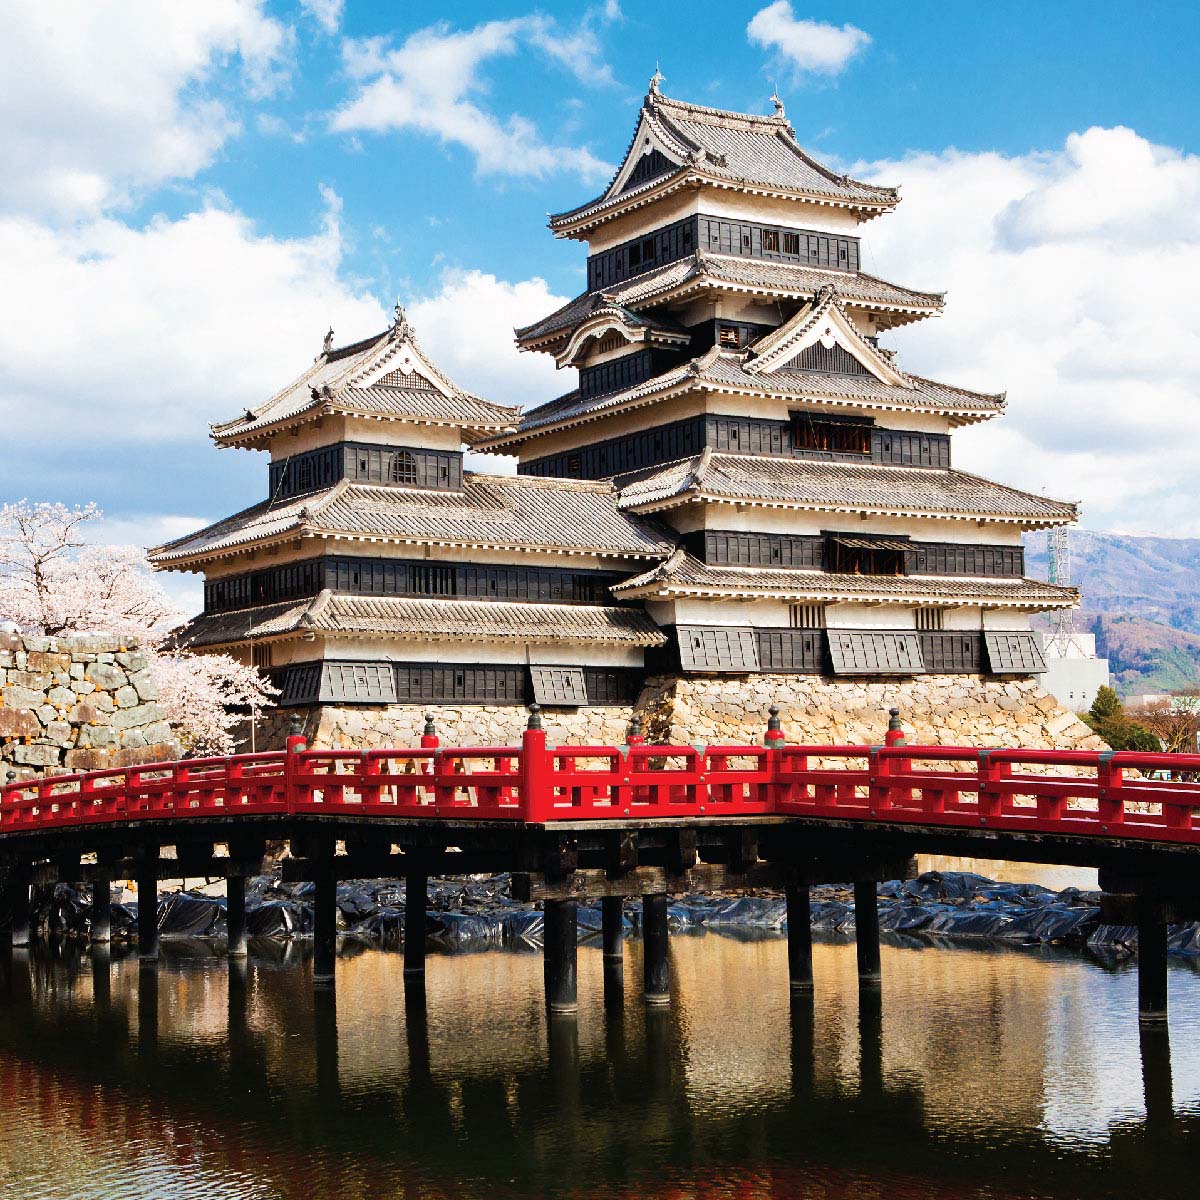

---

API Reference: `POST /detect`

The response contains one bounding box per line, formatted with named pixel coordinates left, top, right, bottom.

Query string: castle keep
left=150, top=80, right=1095, bottom=749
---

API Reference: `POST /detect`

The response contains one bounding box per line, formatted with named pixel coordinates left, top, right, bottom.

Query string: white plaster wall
left=942, top=605, right=984, bottom=630
left=658, top=598, right=791, bottom=627
left=826, top=603, right=915, bottom=630
left=982, top=610, right=1032, bottom=632
left=272, top=635, right=645, bottom=668
left=268, top=417, right=464, bottom=459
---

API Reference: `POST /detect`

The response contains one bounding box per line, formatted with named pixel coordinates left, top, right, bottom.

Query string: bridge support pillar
left=404, top=873, right=428, bottom=978
left=786, top=883, right=813, bottom=991
left=136, top=868, right=158, bottom=961
left=854, top=881, right=881, bottom=987
left=601, top=895, right=624, bottom=962
left=226, top=875, right=248, bottom=958
left=1137, top=900, right=1169, bottom=1025
left=543, top=898, right=578, bottom=1015
left=642, top=892, right=670, bottom=1005
left=2, top=875, right=31, bottom=948
left=90, top=874, right=112, bottom=945
left=313, top=864, right=337, bottom=987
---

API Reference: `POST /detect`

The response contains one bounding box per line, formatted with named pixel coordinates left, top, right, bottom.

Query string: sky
left=2, top=0, right=1199, bottom=611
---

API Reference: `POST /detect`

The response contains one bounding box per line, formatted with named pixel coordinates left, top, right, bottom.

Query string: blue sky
left=1, top=0, right=1199, bottom=601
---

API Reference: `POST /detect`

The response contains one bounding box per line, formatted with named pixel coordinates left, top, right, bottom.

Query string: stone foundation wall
left=0, top=633, right=178, bottom=780
left=245, top=672, right=1102, bottom=753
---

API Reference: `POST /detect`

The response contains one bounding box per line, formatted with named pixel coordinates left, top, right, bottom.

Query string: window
left=984, top=633, right=1048, bottom=674
left=390, top=451, right=418, bottom=486
left=825, top=535, right=911, bottom=577
left=783, top=232, right=800, bottom=255
left=718, top=325, right=741, bottom=349
left=828, top=631, right=926, bottom=676
left=791, top=413, right=873, bottom=456
left=530, top=666, right=588, bottom=707
left=762, top=229, right=780, bottom=252
left=251, top=644, right=272, bottom=671
left=566, top=454, right=581, bottom=476
left=915, top=608, right=945, bottom=631
left=678, top=627, right=760, bottom=673
left=790, top=604, right=826, bottom=629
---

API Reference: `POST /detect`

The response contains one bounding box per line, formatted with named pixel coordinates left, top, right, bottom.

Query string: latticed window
left=791, top=413, right=872, bottom=455
left=915, top=607, right=945, bottom=631
left=762, top=230, right=780, bottom=252
left=790, top=604, right=826, bottom=629
left=251, top=644, right=272, bottom=671
left=390, top=452, right=418, bottom=485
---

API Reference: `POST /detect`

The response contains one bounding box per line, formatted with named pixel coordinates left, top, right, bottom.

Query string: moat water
left=0, top=917, right=1198, bottom=1200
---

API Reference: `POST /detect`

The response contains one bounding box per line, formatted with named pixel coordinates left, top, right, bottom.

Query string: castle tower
left=481, top=82, right=1081, bottom=708
left=149, top=307, right=672, bottom=744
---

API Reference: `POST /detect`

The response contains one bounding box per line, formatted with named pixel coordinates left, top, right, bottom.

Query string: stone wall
left=248, top=672, right=1102, bottom=753
left=0, top=633, right=178, bottom=781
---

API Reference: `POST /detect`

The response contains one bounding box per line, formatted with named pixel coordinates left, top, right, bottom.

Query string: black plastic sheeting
left=23, top=869, right=1200, bottom=960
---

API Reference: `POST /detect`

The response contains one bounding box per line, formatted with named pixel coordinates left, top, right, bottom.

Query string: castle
left=151, top=80, right=1098, bottom=751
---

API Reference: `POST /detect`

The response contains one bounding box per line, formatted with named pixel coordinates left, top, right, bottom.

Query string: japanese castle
left=151, top=79, right=1078, bottom=729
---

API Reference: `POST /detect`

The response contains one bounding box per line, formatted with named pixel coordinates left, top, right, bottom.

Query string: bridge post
left=642, top=892, right=670, bottom=1005
left=1, top=873, right=31, bottom=948
left=601, top=895, right=624, bottom=962
left=136, top=863, right=158, bottom=962
left=543, top=898, right=579, bottom=1015
left=313, top=856, right=337, bottom=987
left=226, top=875, right=248, bottom=958
left=854, top=880, right=882, bottom=987
left=1137, top=898, right=1169, bottom=1024
left=90, top=874, right=112, bottom=945
left=404, top=872, right=428, bottom=978
left=785, top=883, right=813, bottom=990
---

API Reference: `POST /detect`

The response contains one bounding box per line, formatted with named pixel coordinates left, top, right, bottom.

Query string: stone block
left=128, top=668, right=157, bottom=700
left=67, top=702, right=100, bottom=726
left=117, top=651, right=148, bottom=673
left=15, top=744, right=61, bottom=767
left=64, top=748, right=109, bottom=771
left=62, top=634, right=120, bottom=655
left=69, top=663, right=84, bottom=680
left=44, top=721, right=74, bottom=744
left=114, top=686, right=140, bottom=709
left=26, top=651, right=71, bottom=674
left=21, top=637, right=54, bottom=654
left=108, top=703, right=164, bottom=731
left=78, top=725, right=119, bottom=748
left=37, top=706, right=58, bottom=726
left=8, top=670, right=51, bottom=692
left=0, top=708, right=41, bottom=738
left=85, top=662, right=125, bottom=691
left=70, top=680, right=96, bottom=695
left=47, top=686, right=76, bottom=709
left=90, top=692, right=114, bottom=713
left=142, top=721, right=174, bottom=744
left=97, top=653, right=115, bottom=664
left=120, top=729, right=148, bottom=749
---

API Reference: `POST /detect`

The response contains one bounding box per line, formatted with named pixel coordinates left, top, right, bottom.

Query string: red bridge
left=3, top=705, right=1199, bottom=1024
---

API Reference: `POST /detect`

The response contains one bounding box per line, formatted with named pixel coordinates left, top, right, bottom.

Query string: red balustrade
left=3, top=719, right=1200, bottom=846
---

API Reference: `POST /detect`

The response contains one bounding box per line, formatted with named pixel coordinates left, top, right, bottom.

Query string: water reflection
left=0, top=935, right=1197, bottom=1199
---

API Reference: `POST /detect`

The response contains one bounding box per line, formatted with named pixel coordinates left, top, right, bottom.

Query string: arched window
left=390, top=451, right=418, bottom=486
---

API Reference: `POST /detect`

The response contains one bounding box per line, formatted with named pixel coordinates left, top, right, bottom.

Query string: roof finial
left=770, top=87, right=785, bottom=119
left=649, top=64, right=664, bottom=95
left=322, top=327, right=334, bottom=354
left=393, top=298, right=413, bottom=340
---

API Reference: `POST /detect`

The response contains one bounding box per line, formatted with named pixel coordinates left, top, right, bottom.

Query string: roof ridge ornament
left=770, top=88, right=785, bottom=119
left=649, top=66, right=664, bottom=96
left=392, top=300, right=413, bottom=341
left=317, top=327, right=334, bottom=361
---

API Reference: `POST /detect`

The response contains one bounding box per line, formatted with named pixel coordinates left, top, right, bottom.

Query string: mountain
left=1025, top=532, right=1200, bottom=696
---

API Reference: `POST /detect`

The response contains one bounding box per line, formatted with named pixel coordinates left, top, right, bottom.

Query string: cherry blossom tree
left=0, top=499, right=277, bottom=754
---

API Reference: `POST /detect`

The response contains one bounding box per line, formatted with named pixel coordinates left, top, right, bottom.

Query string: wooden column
left=313, top=862, right=337, bottom=987
left=785, top=883, right=813, bottom=991
left=543, top=898, right=578, bottom=1015
left=90, top=874, right=112, bottom=945
left=642, top=893, right=670, bottom=1005
left=853, top=881, right=881, bottom=986
left=136, top=867, right=158, bottom=962
left=3, top=875, right=31, bottom=948
left=404, top=872, right=428, bottom=978
left=1137, top=899, right=1169, bottom=1024
left=226, top=875, right=248, bottom=959
left=601, top=895, right=624, bottom=961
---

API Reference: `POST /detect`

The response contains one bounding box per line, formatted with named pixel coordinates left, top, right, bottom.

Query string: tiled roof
left=515, top=253, right=943, bottom=347
left=148, top=473, right=676, bottom=566
left=174, top=592, right=666, bottom=649
left=212, top=323, right=519, bottom=446
left=612, top=551, right=1078, bottom=609
left=615, top=452, right=1078, bottom=527
left=481, top=349, right=1003, bottom=450
left=551, top=89, right=898, bottom=231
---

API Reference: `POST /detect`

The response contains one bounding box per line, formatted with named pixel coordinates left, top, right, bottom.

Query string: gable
left=376, top=366, right=439, bottom=391
left=606, top=113, right=685, bottom=199
left=784, top=341, right=867, bottom=375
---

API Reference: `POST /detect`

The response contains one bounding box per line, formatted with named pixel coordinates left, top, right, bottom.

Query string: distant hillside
left=1026, top=531, right=1200, bottom=697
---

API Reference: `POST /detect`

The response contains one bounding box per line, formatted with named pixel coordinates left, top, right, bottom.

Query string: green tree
left=1088, top=686, right=1122, bottom=724
left=1081, top=685, right=1163, bottom=751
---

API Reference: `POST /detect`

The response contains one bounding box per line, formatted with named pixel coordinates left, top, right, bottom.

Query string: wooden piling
left=136, top=868, right=158, bottom=961
left=642, top=893, right=670, bottom=1005
left=226, top=875, right=248, bottom=958
left=543, top=898, right=579, bottom=1015
left=785, top=883, right=813, bottom=991
left=854, top=881, right=881, bottom=986
left=404, top=872, right=428, bottom=978
left=90, top=874, right=112, bottom=945
left=1137, top=899, right=1169, bottom=1024
left=601, top=895, right=624, bottom=961
left=3, top=876, right=31, bottom=948
left=313, top=864, right=337, bottom=986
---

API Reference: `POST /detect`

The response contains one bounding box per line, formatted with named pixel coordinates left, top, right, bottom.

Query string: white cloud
left=300, top=0, right=344, bottom=35
left=407, top=268, right=570, bottom=411
left=0, top=190, right=385, bottom=451
left=747, top=1, right=871, bottom=77
left=856, top=128, right=1200, bottom=535
left=0, top=1, right=292, bottom=220
left=331, top=19, right=613, bottom=180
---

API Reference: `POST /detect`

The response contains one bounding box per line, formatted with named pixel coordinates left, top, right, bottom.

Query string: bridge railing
left=3, top=709, right=1200, bottom=842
